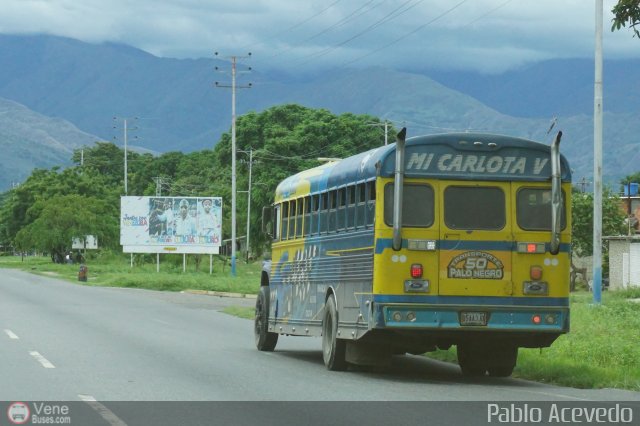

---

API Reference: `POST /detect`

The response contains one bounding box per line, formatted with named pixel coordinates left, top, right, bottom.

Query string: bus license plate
left=460, top=311, right=487, bottom=326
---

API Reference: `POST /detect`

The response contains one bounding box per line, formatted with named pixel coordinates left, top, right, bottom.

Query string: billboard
left=120, top=196, right=222, bottom=254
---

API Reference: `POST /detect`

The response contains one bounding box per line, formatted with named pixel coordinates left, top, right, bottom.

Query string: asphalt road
left=1, top=269, right=639, bottom=425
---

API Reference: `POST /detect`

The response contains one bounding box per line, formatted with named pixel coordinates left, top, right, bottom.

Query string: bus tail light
left=410, top=263, right=423, bottom=278
left=517, top=242, right=545, bottom=253
left=531, top=314, right=557, bottom=325
left=530, top=266, right=543, bottom=280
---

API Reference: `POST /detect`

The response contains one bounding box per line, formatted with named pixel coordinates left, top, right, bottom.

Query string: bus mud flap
left=345, top=341, right=392, bottom=366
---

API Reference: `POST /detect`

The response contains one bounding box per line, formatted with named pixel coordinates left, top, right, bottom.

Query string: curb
left=183, top=289, right=257, bottom=299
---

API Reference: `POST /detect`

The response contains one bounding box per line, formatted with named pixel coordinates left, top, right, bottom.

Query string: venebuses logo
left=7, top=402, right=30, bottom=425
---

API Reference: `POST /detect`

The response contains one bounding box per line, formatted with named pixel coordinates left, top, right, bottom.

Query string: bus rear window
left=517, top=188, right=566, bottom=230
left=384, top=183, right=434, bottom=227
left=444, top=186, right=505, bottom=230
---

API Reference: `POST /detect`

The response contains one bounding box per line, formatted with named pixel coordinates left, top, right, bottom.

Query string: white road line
left=79, top=395, right=129, bottom=426
left=4, top=329, right=19, bottom=339
left=29, top=351, right=56, bottom=368
left=78, top=394, right=97, bottom=402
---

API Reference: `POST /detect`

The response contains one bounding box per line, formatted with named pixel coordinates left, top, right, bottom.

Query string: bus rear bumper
left=374, top=303, right=570, bottom=334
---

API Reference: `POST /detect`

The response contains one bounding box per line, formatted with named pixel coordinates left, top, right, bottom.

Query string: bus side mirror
left=262, top=206, right=273, bottom=237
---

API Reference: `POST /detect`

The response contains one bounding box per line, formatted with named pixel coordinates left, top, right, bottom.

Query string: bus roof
left=275, top=132, right=571, bottom=201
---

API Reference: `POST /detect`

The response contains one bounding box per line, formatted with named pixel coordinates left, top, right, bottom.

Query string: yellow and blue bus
left=255, top=129, right=570, bottom=377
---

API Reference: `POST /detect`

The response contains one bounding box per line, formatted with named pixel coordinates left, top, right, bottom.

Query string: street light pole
left=592, top=0, right=603, bottom=304
left=114, top=116, right=137, bottom=195
left=384, top=120, right=388, bottom=146
left=124, top=118, right=128, bottom=195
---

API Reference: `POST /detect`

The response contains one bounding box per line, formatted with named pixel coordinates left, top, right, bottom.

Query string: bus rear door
left=438, top=182, right=513, bottom=298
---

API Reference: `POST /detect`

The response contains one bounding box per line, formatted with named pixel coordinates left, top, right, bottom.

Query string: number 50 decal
left=448, top=251, right=504, bottom=279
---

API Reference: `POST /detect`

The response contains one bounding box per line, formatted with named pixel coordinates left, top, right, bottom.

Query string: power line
left=461, top=0, right=515, bottom=28
left=240, top=0, right=343, bottom=51
left=267, top=0, right=383, bottom=61
left=293, top=0, right=425, bottom=66
left=341, top=0, right=469, bottom=67
left=265, top=0, right=512, bottom=72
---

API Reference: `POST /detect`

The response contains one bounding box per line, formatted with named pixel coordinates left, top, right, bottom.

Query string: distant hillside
left=0, top=34, right=638, bottom=190
left=0, top=97, right=98, bottom=190
left=424, top=58, right=640, bottom=119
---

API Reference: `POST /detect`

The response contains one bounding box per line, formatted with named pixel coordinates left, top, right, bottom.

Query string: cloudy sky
left=1, top=0, right=638, bottom=74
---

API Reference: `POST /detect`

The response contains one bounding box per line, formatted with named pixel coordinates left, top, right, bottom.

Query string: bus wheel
left=255, top=286, right=278, bottom=351
left=486, top=347, right=518, bottom=377
left=457, top=344, right=487, bottom=377
left=322, top=294, right=348, bottom=371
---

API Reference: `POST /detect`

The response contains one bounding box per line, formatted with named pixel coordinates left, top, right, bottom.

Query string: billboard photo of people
left=174, top=198, right=197, bottom=241
left=197, top=198, right=222, bottom=244
left=149, top=198, right=175, bottom=241
left=121, top=196, right=222, bottom=254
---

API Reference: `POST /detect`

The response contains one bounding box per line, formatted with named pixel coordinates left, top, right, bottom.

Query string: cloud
left=0, top=0, right=638, bottom=74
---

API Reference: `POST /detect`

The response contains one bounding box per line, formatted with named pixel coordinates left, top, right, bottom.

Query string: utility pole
left=215, top=52, right=252, bottom=276
left=113, top=116, right=138, bottom=196
left=367, top=120, right=389, bottom=145
left=593, top=0, right=603, bottom=304
left=579, top=177, right=591, bottom=193
left=153, top=177, right=168, bottom=197
left=238, top=148, right=253, bottom=262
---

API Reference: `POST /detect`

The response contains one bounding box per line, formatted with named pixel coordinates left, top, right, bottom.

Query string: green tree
left=72, top=142, right=124, bottom=187
left=14, top=195, right=118, bottom=263
left=572, top=188, right=626, bottom=257
left=212, top=104, right=390, bottom=256
left=571, top=187, right=626, bottom=289
left=620, top=172, right=640, bottom=186
left=0, top=167, right=119, bottom=245
left=612, top=0, right=640, bottom=38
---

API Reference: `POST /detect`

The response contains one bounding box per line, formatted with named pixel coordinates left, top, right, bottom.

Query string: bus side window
left=356, top=183, right=366, bottom=228
left=383, top=183, right=434, bottom=227
left=320, top=192, right=328, bottom=234
left=310, top=194, right=319, bottom=236
left=347, top=185, right=356, bottom=230
left=516, top=188, right=566, bottom=231
left=297, top=197, right=305, bottom=238
left=328, top=190, right=337, bottom=232
left=337, top=188, right=346, bottom=231
left=289, top=199, right=297, bottom=239
left=366, top=181, right=376, bottom=227
left=282, top=202, right=289, bottom=240
left=272, top=204, right=281, bottom=241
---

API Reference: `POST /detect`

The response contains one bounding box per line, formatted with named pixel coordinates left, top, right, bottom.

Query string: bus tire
left=486, top=346, right=518, bottom=377
left=322, top=294, right=348, bottom=371
left=457, top=344, right=487, bottom=377
left=255, top=286, right=278, bottom=351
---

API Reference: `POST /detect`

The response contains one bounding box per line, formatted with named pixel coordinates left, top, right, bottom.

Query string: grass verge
left=0, top=253, right=262, bottom=295
left=222, top=306, right=255, bottom=320
left=427, top=289, right=640, bottom=391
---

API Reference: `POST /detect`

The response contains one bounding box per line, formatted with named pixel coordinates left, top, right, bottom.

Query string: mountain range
left=0, top=34, right=638, bottom=192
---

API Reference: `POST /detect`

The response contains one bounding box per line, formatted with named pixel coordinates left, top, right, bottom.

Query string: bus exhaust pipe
left=393, top=128, right=407, bottom=251
left=550, top=131, right=563, bottom=255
